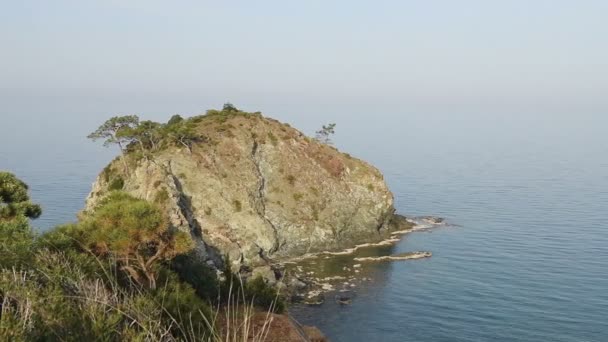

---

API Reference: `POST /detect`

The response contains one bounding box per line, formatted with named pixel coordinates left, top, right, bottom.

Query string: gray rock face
left=85, top=113, right=400, bottom=268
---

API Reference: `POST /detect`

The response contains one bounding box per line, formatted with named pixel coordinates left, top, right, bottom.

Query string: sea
left=1, top=110, right=606, bottom=342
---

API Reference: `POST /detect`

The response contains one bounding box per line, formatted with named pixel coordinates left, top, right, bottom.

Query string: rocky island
left=85, top=107, right=415, bottom=275
left=0, top=106, right=443, bottom=341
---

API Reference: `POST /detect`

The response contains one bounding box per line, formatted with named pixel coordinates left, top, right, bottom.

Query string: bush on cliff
left=0, top=172, right=285, bottom=341
left=0, top=171, right=41, bottom=268
left=81, top=191, right=194, bottom=289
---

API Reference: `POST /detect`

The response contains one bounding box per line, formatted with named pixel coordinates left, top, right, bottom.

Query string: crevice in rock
left=164, top=161, right=224, bottom=268
left=250, top=140, right=280, bottom=256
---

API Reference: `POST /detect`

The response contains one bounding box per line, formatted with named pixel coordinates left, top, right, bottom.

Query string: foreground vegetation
left=0, top=171, right=284, bottom=341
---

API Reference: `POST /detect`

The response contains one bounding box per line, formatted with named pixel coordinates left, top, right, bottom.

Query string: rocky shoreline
left=246, top=216, right=447, bottom=307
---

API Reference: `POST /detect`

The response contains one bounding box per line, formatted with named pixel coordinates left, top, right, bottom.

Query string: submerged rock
left=335, top=290, right=355, bottom=305
left=304, top=291, right=325, bottom=306
left=85, top=110, right=408, bottom=269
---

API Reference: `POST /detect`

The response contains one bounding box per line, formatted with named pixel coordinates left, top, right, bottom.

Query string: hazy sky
left=2, top=1, right=607, bottom=119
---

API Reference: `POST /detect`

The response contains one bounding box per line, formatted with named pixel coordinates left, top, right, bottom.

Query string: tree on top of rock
left=165, top=121, right=202, bottom=154
left=315, top=123, right=336, bottom=145
left=167, top=114, right=184, bottom=126
left=222, top=102, right=238, bottom=112
left=87, top=115, right=140, bottom=171
left=132, top=120, right=163, bottom=152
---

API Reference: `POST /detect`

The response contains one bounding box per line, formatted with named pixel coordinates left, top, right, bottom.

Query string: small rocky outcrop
left=85, top=111, right=406, bottom=269
left=353, top=251, right=432, bottom=262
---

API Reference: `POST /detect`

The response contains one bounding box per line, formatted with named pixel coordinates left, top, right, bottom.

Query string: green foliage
left=154, top=188, right=170, bottom=204
left=222, top=102, right=238, bottom=112
left=245, top=276, right=286, bottom=313
left=108, top=176, right=124, bottom=191
left=151, top=269, right=213, bottom=338
left=102, top=164, right=114, bottom=182
left=88, top=114, right=202, bottom=158
left=0, top=172, right=41, bottom=268
left=0, top=171, right=42, bottom=220
left=171, top=254, right=219, bottom=301
left=0, top=249, right=214, bottom=341
left=87, top=115, right=140, bottom=149
left=0, top=217, right=35, bottom=269
left=164, top=120, right=203, bottom=153
left=0, top=175, right=259, bottom=341
left=293, top=193, right=303, bottom=201
left=167, top=114, right=184, bottom=125
left=314, top=123, right=336, bottom=145
left=88, top=108, right=274, bottom=172
left=37, top=223, right=90, bottom=255
left=82, top=192, right=193, bottom=289
left=132, top=120, right=163, bottom=151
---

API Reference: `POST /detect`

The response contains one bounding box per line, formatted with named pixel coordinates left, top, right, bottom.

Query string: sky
left=1, top=0, right=607, bottom=124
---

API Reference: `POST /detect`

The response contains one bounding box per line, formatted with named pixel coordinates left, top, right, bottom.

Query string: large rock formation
left=85, top=111, right=406, bottom=268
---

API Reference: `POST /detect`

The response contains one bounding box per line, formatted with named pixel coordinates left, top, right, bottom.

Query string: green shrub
left=102, top=164, right=114, bottom=182
left=154, top=188, right=170, bottom=204
left=167, top=114, right=184, bottom=125
left=0, top=175, right=223, bottom=341
left=171, top=254, right=219, bottom=301
left=293, top=193, right=303, bottom=201
left=108, top=177, right=124, bottom=191
left=245, top=276, right=286, bottom=313
left=151, top=269, right=213, bottom=338
left=0, top=218, right=35, bottom=269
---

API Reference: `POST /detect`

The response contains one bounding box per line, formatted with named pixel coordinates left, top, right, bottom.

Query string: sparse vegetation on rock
left=85, top=106, right=398, bottom=272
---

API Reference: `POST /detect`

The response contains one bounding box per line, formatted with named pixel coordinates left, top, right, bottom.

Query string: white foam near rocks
left=354, top=251, right=432, bottom=262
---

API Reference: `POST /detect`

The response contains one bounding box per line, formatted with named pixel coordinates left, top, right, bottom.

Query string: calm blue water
left=1, top=111, right=607, bottom=341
